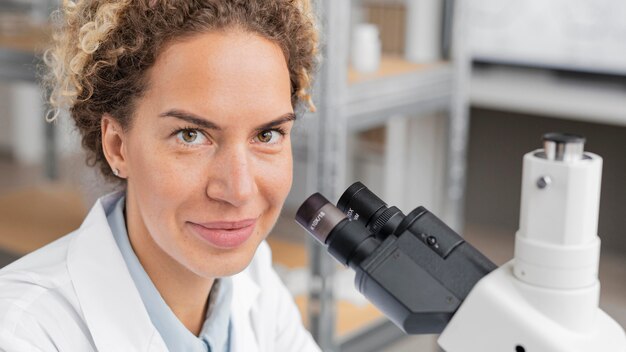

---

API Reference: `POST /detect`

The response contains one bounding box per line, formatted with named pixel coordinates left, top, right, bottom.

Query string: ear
left=101, top=114, right=127, bottom=178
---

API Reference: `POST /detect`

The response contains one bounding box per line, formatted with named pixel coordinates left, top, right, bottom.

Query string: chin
left=189, top=239, right=263, bottom=279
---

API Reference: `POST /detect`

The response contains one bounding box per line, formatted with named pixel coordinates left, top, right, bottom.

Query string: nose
left=206, top=145, right=257, bottom=207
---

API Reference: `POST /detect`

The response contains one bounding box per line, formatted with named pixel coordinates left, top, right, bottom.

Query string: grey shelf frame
left=305, top=0, right=469, bottom=351
left=1, top=0, right=58, bottom=179
left=0, top=47, right=57, bottom=180
left=346, top=63, right=453, bottom=131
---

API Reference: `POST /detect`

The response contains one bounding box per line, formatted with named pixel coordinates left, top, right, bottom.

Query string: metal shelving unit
left=346, top=61, right=453, bottom=132
left=0, top=1, right=57, bottom=179
left=303, top=0, right=469, bottom=350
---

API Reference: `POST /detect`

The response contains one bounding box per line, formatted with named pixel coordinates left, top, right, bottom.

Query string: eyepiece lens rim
left=337, top=181, right=367, bottom=212
left=296, top=193, right=330, bottom=228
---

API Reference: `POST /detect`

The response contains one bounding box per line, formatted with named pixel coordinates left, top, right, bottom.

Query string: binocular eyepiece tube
left=295, top=191, right=381, bottom=269
left=295, top=182, right=497, bottom=334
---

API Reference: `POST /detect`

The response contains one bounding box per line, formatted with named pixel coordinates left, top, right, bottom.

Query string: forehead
left=141, top=29, right=292, bottom=122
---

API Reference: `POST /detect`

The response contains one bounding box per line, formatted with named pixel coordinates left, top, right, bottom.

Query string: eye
left=176, top=128, right=208, bottom=145
left=254, top=129, right=284, bottom=144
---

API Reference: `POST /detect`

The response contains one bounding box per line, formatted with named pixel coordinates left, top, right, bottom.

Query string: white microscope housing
left=438, top=133, right=626, bottom=352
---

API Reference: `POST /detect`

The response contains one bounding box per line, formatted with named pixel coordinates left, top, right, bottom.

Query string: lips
left=187, top=219, right=257, bottom=249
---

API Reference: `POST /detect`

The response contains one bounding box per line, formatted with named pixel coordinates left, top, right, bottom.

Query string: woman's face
left=118, top=30, right=294, bottom=278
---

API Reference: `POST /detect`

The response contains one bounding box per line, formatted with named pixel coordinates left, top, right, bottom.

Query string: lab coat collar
left=66, top=192, right=262, bottom=352
left=231, top=267, right=261, bottom=352
left=66, top=192, right=167, bottom=352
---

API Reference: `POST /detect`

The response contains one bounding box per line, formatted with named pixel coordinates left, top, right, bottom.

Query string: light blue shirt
left=107, top=195, right=232, bottom=352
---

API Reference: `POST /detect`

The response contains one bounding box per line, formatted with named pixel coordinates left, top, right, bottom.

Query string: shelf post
left=306, top=0, right=351, bottom=350
left=443, top=0, right=471, bottom=231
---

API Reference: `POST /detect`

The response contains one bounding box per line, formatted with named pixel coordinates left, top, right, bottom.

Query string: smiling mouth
left=196, top=219, right=257, bottom=230
left=187, top=219, right=257, bottom=249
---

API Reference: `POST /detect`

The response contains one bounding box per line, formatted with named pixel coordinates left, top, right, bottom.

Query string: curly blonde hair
left=44, top=0, right=319, bottom=180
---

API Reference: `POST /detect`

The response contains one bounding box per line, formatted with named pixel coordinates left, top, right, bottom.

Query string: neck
left=124, top=192, right=214, bottom=336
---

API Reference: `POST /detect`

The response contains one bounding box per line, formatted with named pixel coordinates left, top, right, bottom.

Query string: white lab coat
left=0, top=192, right=320, bottom=352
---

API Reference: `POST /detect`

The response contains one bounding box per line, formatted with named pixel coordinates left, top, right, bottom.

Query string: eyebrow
left=158, top=109, right=296, bottom=131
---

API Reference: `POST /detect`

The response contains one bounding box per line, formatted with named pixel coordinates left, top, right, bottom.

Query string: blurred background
left=0, top=0, right=625, bottom=351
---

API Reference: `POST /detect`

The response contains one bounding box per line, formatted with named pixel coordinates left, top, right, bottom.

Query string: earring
left=113, top=168, right=120, bottom=177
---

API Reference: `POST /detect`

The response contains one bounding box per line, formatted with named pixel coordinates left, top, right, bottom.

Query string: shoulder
left=0, top=190, right=121, bottom=281
left=0, top=232, right=95, bottom=351
left=0, top=231, right=75, bottom=296
left=0, top=231, right=76, bottom=310
left=0, top=190, right=123, bottom=295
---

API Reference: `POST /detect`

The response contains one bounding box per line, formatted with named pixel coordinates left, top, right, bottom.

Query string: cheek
left=259, top=150, right=293, bottom=207
left=125, top=133, right=210, bottom=228
left=254, top=155, right=292, bottom=243
left=127, top=135, right=202, bottom=192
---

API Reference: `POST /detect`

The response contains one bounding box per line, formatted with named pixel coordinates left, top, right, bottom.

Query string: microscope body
left=351, top=209, right=495, bottom=334
left=439, top=139, right=626, bottom=351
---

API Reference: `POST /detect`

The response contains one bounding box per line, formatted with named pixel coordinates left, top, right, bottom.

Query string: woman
left=0, top=0, right=320, bottom=351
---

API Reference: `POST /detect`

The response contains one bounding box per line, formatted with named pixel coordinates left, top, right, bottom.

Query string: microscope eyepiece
left=295, top=193, right=347, bottom=245
left=296, top=192, right=380, bottom=268
left=542, top=132, right=586, bottom=161
left=337, top=182, right=404, bottom=239
left=337, top=181, right=387, bottom=225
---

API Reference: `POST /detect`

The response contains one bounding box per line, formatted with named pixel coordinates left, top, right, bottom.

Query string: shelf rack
left=0, top=22, right=56, bottom=179
left=302, top=1, right=469, bottom=351
left=346, top=58, right=453, bottom=132
left=469, top=64, right=626, bottom=127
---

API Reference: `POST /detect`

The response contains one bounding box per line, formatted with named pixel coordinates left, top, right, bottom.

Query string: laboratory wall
left=465, top=108, right=626, bottom=254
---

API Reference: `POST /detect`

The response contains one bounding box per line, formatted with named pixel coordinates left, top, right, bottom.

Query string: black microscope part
left=295, top=182, right=497, bottom=335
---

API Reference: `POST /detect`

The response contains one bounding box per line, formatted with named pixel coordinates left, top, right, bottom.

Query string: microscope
left=295, top=133, right=626, bottom=351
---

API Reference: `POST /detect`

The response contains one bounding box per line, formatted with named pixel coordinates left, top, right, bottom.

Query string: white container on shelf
left=351, top=23, right=381, bottom=73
